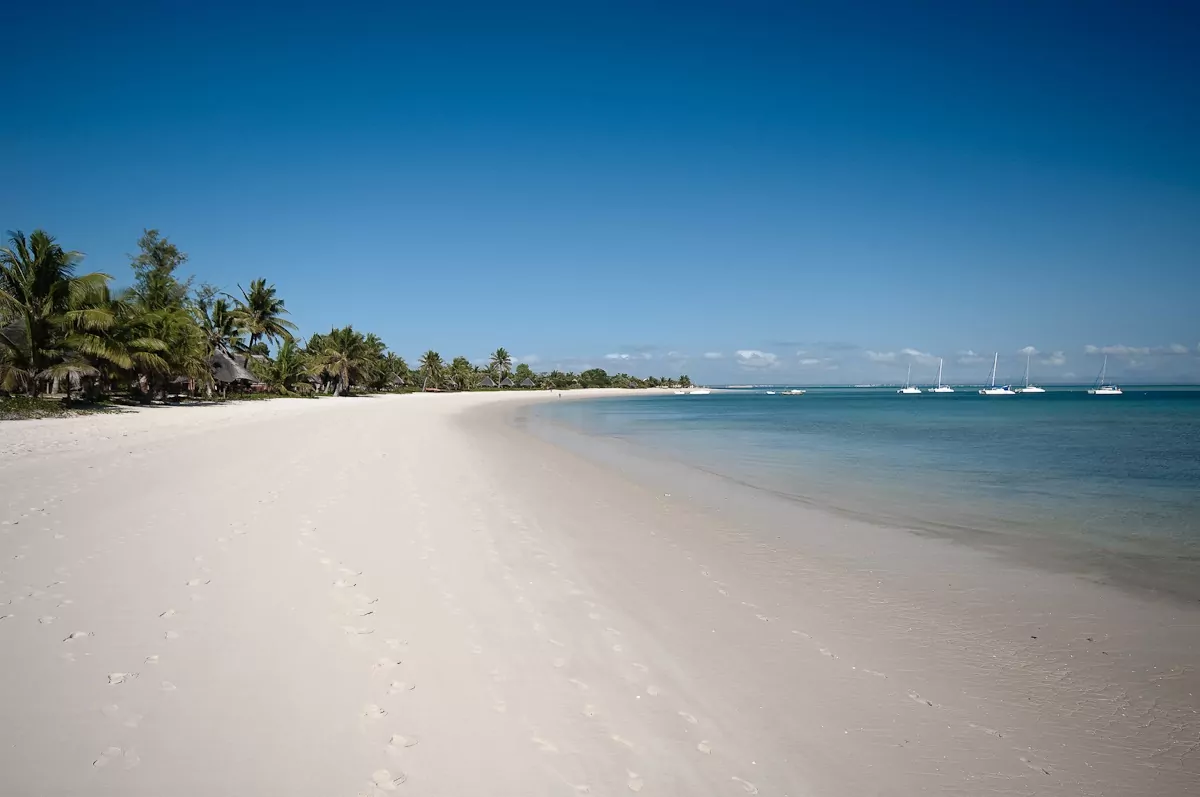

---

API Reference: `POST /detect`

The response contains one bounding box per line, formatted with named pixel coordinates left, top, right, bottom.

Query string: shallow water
left=534, top=387, right=1200, bottom=597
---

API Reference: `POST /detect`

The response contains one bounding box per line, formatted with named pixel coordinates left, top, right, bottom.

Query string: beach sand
left=1, top=391, right=1197, bottom=796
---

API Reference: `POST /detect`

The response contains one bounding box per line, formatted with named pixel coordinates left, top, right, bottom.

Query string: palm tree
left=234, top=278, right=297, bottom=352
left=309, top=326, right=371, bottom=396
left=0, top=230, right=111, bottom=395
left=449, top=356, right=474, bottom=391
left=259, top=338, right=307, bottom=394
left=489, top=347, right=512, bottom=386
left=418, top=350, right=444, bottom=391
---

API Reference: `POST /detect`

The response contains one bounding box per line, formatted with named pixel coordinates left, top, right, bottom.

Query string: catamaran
left=1087, top=355, right=1122, bottom=395
left=1016, top=351, right=1046, bottom=393
left=897, top=364, right=921, bottom=394
left=931, top=358, right=954, bottom=393
left=978, top=353, right=1016, bottom=395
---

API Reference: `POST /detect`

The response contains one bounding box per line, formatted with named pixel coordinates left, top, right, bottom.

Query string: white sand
left=1, top=391, right=1197, bottom=796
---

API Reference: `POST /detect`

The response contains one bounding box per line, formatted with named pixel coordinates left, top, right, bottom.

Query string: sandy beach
left=2, top=391, right=1197, bottom=796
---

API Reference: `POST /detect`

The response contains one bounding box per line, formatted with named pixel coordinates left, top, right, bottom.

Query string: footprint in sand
left=107, top=672, right=138, bottom=685
left=367, top=769, right=407, bottom=792
left=627, top=772, right=644, bottom=792
left=531, top=736, right=558, bottom=753
left=646, top=685, right=661, bottom=697
left=679, top=711, right=699, bottom=724
left=144, top=655, right=159, bottom=664
left=332, top=579, right=356, bottom=588
left=732, top=776, right=759, bottom=794
left=388, top=681, right=415, bottom=695
left=164, top=630, right=180, bottom=640
left=38, top=615, right=56, bottom=624
left=161, top=680, right=178, bottom=691
left=363, top=704, right=387, bottom=719
left=184, top=579, right=209, bottom=587
left=697, top=740, right=712, bottom=754
left=342, top=626, right=374, bottom=635
left=93, top=746, right=140, bottom=769
left=387, top=734, right=419, bottom=752
left=159, top=609, right=175, bottom=618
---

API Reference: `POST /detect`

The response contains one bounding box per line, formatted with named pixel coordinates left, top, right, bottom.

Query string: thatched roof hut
left=478, top=375, right=497, bottom=388
left=499, top=376, right=514, bottom=388
left=519, top=377, right=535, bottom=388
left=209, top=350, right=261, bottom=384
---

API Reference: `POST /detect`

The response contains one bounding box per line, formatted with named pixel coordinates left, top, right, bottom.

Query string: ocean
left=531, top=387, right=1200, bottom=599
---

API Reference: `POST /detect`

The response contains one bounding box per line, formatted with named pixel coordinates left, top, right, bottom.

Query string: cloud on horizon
left=735, top=350, right=778, bottom=369
left=1084, top=343, right=1193, bottom=357
left=702, top=351, right=724, bottom=359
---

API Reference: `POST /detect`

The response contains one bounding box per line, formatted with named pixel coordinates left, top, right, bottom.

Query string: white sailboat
left=1016, top=351, right=1046, bottom=393
left=897, top=364, right=921, bottom=394
left=931, top=358, right=954, bottom=393
left=688, top=388, right=712, bottom=395
left=978, top=353, right=1016, bottom=395
left=1087, top=355, right=1122, bottom=395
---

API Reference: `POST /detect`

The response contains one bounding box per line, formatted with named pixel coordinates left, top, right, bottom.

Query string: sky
left=3, top=0, right=1198, bottom=384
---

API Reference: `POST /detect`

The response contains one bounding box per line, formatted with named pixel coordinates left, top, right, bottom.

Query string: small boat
left=673, top=389, right=687, bottom=395
left=979, top=353, right=1016, bottom=395
left=897, top=364, right=921, bottom=394
left=1016, top=351, right=1045, bottom=393
left=781, top=389, right=806, bottom=396
left=765, top=391, right=776, bottom=395
left=688, top=388, right=712, bottom=395
left=1087, top=355, right=1122, bottom=395
left=931, top=358, right=954, bottom=393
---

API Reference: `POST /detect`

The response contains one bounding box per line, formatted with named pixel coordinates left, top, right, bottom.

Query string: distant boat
left=931, top=358, right=954, bottom=393
left=781, top=389, right=806, bottom=396
left=765, top=390, right=776, bottom=395
left=979, top=353, right=1016, bottom=395
left=673, top=389, right=687, bottom=395
left=1016, top=351, right=1046, bottom=393
left=1087, top=355, right=1123, bottom=395
left=897, top=364, right=921, bottom=394
left=688, top=388, right=712, bottom=395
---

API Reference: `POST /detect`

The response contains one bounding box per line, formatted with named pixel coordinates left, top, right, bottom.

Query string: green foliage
left=3, top=227, right=692, bottom=411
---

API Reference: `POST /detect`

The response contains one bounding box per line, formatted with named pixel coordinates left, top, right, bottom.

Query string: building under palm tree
left=499, top=376, right=514, bottom=388
left=478, top=375, right=497, bottom=388
left=519, top=377, right=535, bottom=388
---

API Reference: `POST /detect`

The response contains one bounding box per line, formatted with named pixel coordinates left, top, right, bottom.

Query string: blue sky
left=3, top=1, right=1197, bottom=383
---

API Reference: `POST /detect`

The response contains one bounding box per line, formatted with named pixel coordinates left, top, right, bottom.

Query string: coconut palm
left=448, top=355, right=475, bottom=391
left=310, top=326, right=371, bottom=395
left=0, top=230, right=112, bottom=395
left=418, top=350, right=444, bottom=391
left=235, top=278, right=297, bottom=352
left=489, top=347, right=512, bottom=385
left=258, top=338, right=307, bottom=394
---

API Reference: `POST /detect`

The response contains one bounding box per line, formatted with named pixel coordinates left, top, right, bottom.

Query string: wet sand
left=1, top=391, right=1197, bottom=795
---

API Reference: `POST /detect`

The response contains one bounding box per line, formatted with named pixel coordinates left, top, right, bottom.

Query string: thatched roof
left=519, top=377, right=535, bottom=387
left=209, top=350, right=261, bottom=384
left=499, top=376, right=514, bottom=387
left=478, top=375, right=497, bottom=388
left=390, top=374, right=406, bottom=386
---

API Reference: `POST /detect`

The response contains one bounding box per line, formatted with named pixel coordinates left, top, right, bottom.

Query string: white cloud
left=665, top=351, right=686, bottom=359
left=1039, top=351, right=1067, bottom=366
left=1019, top=345, right=1038, bottom=356
left=865, top=350, right=896, bottom=363
left=900, top=347, right=938, bottom=365
left=604, top=353, right=630, bottom=360
left=604, top=351, right=653, bottom=361
left=517, top=354, right=540, bottom=365
left=1084, top=343, right=1190, bottom=358
left=735, top=350, right=778, bottom=369
left=957, top=350, right=987, bottom=365
left=702, top=352, right=724, bottom=360
left=799, top=358, right=822, bottom=366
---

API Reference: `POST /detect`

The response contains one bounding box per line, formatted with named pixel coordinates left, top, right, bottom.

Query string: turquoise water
left=534, top=387, right=1200, bottom=595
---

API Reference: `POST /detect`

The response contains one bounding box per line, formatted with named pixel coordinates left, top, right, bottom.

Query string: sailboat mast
left=906, top=363, right=911, bottom=388
left=1024, top=352, right=1031, bottom=387
left=991, top=353, right=998, bottom=387
left=937, top=358, right=943, bottom=387
left=1100, top=355, right=1107, bottom=384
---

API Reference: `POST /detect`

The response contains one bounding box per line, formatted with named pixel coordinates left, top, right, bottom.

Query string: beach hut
left=519, top=377, right=536, bottom=388
left=499, top=376, right=515, bottom=388
left=478, top=375, right=497, bottom=388
left=208, top=350, right=261, bottom=386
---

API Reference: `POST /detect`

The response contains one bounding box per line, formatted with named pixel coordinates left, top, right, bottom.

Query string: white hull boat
left=931, top=358, right=954, bottom=392
left=979, top=353, right=1016, bottom=395
left=1087, top=356, right=1122, bottom=395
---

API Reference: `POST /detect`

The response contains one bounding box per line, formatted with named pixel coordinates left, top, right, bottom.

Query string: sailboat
left=897, top=364, right=921, bottom=394
left=1087, top=355, right=1122, bottom=395
left=978, top=353, right=1016, bottom=395
left=1016, top=351, right=1046, bottom=393
left=931, top=358, right=954, bottom=393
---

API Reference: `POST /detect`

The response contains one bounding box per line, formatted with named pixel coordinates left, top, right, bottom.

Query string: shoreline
left=2, top=391, right=1197, bottom=795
